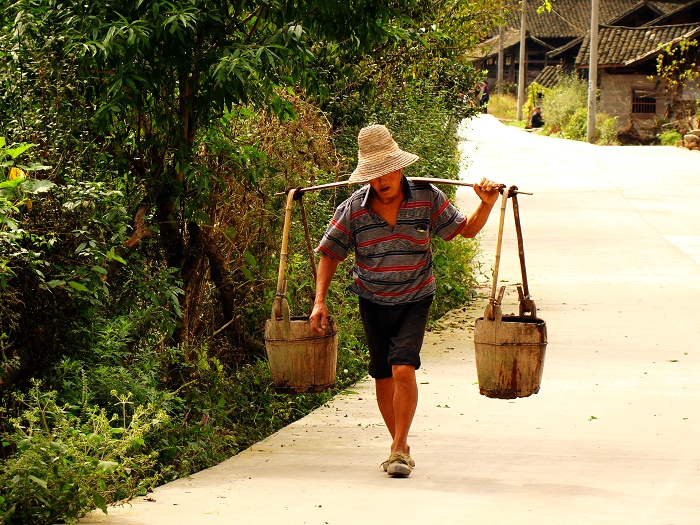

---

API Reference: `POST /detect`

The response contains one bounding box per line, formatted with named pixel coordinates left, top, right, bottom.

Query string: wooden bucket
left=265, top=308, right=338, bottom=393
left=474, top=189, right=547, bottom=399
left=264, top=188, right=338, bottom=393
left=474, top=304, right=547, bottom=399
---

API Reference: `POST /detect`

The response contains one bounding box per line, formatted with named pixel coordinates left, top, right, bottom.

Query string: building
left=470, top=0, right=700, bottom=135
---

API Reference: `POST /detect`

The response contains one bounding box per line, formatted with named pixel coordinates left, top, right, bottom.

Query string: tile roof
left=576, top=23, right=700, bottom=66
left=468, top=28, right=523, bottom=60
left=644, top=0, right=700, bottom=24
left=499, top=0, right=696, bottom=39
left=532, top=65, right=567, bottom=88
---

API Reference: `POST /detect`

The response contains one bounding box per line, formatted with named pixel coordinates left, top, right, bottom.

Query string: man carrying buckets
left=310, top=124, right=501, bottom=477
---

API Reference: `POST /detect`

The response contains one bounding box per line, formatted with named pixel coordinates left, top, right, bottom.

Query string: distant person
left=531, top=106, right=544, bottom=128
left=310, top=124, right=501, bottom=478
left=478, top=82, right=490, bottom=113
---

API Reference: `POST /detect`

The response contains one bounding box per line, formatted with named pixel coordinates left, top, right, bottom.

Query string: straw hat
left=348, top=124, right=419, bottom=184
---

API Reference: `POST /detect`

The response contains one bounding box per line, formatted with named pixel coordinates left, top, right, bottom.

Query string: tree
left=656, top=38, right=700, bottom=130
left=1, top=0, right=412, bottom=351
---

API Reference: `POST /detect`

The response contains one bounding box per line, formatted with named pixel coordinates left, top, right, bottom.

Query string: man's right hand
left=309, top=301, right=329, bottom=335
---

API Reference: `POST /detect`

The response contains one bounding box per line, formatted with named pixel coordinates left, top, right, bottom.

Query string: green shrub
left=432, top=236, right=481, bottom=317
left=659, top=129, right=683, bottom=145
left=597, top=114, right=619, bottom=145
left=563, top=107, right=589, bottom=141
left=560, top=107, right=619, bottom=144
left=541, top=72, right=588, bottom=133
left=0, top=381, right=167, bottom=525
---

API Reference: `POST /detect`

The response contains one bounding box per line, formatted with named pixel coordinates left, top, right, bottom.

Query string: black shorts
left=358, top=295, right=433, bottom=379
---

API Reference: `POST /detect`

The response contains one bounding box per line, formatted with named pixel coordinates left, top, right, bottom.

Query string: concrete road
left=81, top=115, right=700, bottom=525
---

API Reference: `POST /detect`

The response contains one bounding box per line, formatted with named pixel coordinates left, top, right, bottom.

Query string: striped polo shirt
left=317, top=177, right=466, bottom=305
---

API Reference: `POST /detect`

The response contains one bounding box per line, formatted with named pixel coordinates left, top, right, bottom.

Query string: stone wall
left=678, top=129, right=700, bottom=151
left=599, top=72, right=668, bottom=130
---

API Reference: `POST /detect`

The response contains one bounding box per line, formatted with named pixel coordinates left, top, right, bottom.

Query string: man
left=531, top=106, right=544, bottom=128
left=309, top=124, right=500, bottom=477
left=478, top=81, right=490, bottom=113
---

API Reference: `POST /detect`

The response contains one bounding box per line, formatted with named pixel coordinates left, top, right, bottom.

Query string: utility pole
left=517, top=0, right=527, bottom=121
left=587, top=0, right=599, bottom=143
left=498, top=21, right=504, bottom=95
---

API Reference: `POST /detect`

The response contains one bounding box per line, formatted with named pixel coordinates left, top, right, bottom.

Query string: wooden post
left=517, top=0, right=527, bottom=121
left=587, top=0, right=599, bottom=143
left=498, top=21, right=504, bottom=95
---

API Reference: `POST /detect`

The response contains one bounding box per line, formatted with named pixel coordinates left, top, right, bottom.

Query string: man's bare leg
left=375, top=364, right=417, bottom=455
left=388, top=364, right=417, bottom=455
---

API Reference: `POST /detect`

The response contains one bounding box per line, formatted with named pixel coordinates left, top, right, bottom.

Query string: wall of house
left=599, top=72, right=669, bottom=131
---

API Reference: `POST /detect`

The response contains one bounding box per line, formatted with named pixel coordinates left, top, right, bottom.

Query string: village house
left=470, top=0, right=700, bottom=138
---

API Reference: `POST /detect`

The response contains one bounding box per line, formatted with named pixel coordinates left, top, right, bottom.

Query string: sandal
left=381, top=455, right=415, bottom=472
left=385, top=452, right=414, bottom=477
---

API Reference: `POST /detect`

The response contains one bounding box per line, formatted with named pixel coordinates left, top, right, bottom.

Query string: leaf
left=97, top=460, right=119, bottom=474
left=3, top=143, right=33, bottom=160
left=106, top=247, right=127, bottom=264
left=25, top=162, right=52, bottom=172
left=93, top=492, right=108, bottom=514
left=243, top=250, right=258, bottom=268
left=47, top=279, right=66, bottom=288
left=68, top=281, right=90, bottom=292
left=21, top=179, right=56, bottom=194
left=28, top=475, right=48, bottom=489
left=91, top=265, right=108, bottom=275
left=192, top=209, right=211, bottom=225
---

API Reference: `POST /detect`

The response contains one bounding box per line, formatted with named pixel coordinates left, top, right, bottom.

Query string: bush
left=597, top=114, right=619, bottom=145
left=541, top=72, right=588, bottom=133
left=659, top=129, right=683, bottom=145
left=563, top=107, right=589, bottom=141
left=0, top=381, right=167, bottom=524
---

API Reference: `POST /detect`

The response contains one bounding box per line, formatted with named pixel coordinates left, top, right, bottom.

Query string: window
left=632, top=90, right=657, bottom=114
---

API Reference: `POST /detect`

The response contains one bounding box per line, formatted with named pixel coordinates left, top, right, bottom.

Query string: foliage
left=487, top=94, right=518, bottom=120
left=0, top=1, right=497, bottom=522
left=0, top=381, right=167, bottom=524
left=432, top=236, right=481, bottom=316
left=560, top=108, right=618, bottom=144
left=540, top=72, right=588, bottom=134
left=656, top=38, right=700, bottom=131
left=0, top=0, right=411, bottom=357
left=523, top=81, right=545, bottom=120
left=597, top=113, right=619, bottom=145
left=657, top=38, right=700, bottom=88
left=316, top=0, right=508, bottom=128
left=532, top=72, right=619, bottom=145
left=659, top=129, right=683, bottom=146
left=0, top=171, right=183, bottom=390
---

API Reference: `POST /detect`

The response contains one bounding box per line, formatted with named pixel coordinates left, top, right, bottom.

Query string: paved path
left=82, top=115, right=700, bottom=525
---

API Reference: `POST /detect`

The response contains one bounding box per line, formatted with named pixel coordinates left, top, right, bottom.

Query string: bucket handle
left=270, top=187, right=318, bottom=335
left=485, top=186, right=537, bottom=321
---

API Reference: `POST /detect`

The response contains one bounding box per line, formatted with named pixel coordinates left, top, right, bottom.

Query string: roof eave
left=623, top=26, right=700, bottom=66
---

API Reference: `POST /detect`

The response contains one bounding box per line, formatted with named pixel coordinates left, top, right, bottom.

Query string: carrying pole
left=273, top=188, right=297, bottom=318
left=297, top=195, right=317, bottom=282
left=487, top=188, right=512, bottom=320
left=275, top=178, right=531, bottom=197
left=511, top=192, right=530, bottom=298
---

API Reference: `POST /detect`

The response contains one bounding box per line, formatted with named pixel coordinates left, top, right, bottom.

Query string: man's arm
left=459, top=177, right=500, bottom=238
left=309, top=254, right=340, bottom=334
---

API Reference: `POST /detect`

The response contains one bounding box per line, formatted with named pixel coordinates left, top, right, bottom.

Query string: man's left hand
left=473, top=177, right=501, bottom=205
